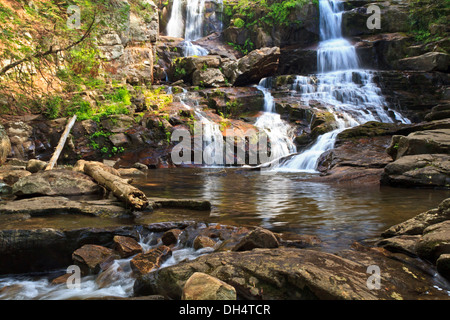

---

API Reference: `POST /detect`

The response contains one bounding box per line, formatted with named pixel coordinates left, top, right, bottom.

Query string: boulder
left=233, top=47, right=280, bottom=86
left=161, top=229, right=183, bottom=246
left=382, top=198, right=450, bottom=237
left=388, top=129, right=450, bottom=160
left=395, top=52, right=450, bottom=72
left=72, top=244, right=118, bottom=275
left=130, top=245, right=172, bottom=276
left=415, top=221, right=450, bottom=263
left=0, top=124, right=11, bottom=165
left=113, top=235, right=143, bottom=258
left=12, top=169, right=102, bottom=197
left=232, top=227, right=279, bottom=251
left=436, top=254, right=450, bottom=281
left=376, top=235, right=421, bottom=257
left=182, top=272, right=236, bottom=300
left=0, top=169, right=32, bottom=185
left=193, top=235, right=216, bottom=250
left=380, top=154, right=450, bottom=188
left=134, top=247, right=448, bottom=300
left=192, top=68, right=226, bottom=87
left=26, top=159, right=47, bottom=173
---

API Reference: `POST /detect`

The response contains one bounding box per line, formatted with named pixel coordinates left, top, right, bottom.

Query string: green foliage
left=43, top=95, right=64, bottom=120
left=408, top=0, right=449, bottom=43
left=233, top=17, right=246, bottom=28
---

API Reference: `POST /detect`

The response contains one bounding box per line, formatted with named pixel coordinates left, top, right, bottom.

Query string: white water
left=255, top=78, right=297, bottom=163
left=166, top=0, right=209, bottom=56
left=0, top=232, right=211, bottom=300
left=174, top=87, right=224, bottom=166
left=275, top=0, right=410, bottom=172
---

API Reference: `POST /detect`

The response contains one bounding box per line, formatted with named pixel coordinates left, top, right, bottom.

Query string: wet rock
left=130, top=245, right=172, bottom=276
left=193, top=235, right=216, bottom=250
left=0, top=124, right=11, bottom=165
left=232, top=227, right=279, bottom=251
left=396, top=52, right=450, bottom=72
left=26, top=159, right=47, bottom=173
left=96, top=263, right=124, bottom=288
left=233, top=47, right=281, bottom=86
left=113, top=235, right=143, bottom=258
left=148, top=198, right=211, bottom=211
left=436, top=254, right=450, bottom=281
left=192, top=68, right=226, bottom=87
left=376, top=235, right=421, bottom=257
left=72, top=244, right=118, bottom=275
left=416, top=221, right=450, bottom=263
left=380, top=154, right=450, bottom=188
left=0, top=196, right=132, bottom=218
left=182, top=272, right=236, bottom=300
left=12, top=169, right=102, bottom=198
left=161, top=229, right=183, bottom=246
left=117, top=168, right=146, bottom=177
left=382, top=198, right=450, bottom=237
left=0, top=226, right=143, bottom=274
left=134, top=247, right=448, bottom=300
left=132, top=162, right=148, bottom=171
left=51, top=273, right=71, bottom=286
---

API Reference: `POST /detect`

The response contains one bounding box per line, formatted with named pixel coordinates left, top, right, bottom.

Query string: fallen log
left=45, top=115, right=77, bottom=171
left=83, top=162, right=148, bottom=211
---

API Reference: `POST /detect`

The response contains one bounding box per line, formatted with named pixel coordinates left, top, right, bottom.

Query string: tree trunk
left=45, top=115, right=77, bottom=171
left=83, top=162, right=148, bottom=211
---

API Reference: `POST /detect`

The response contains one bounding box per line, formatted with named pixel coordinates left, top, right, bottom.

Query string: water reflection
left=135, top=168, right=450, bottom=252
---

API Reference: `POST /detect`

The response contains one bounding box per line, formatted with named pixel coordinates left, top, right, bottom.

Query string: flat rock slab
left=12, top=169, right=102, bottom=197
left=0, top=196, right=132, bottom=218
left=148, top=198, right=211, bottom=211
left=134, top=247, right=450, bottom=300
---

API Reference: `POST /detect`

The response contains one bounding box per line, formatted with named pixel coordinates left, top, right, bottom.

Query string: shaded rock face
left=134, top=246, right=449, bottom=300
left=395, top=52, right=450, bottom=73
left=12, top=170, right=102, bottom=198
left=381, top=129, right=450, bottom=189
left=0, top=225, right=143, bottom=274
left=380, top=197, right=450, bottom=281
left=0, top=124, right=11, bottom=165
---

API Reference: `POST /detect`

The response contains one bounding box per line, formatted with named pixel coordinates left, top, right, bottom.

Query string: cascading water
left=275, top=0, right=410, bottom=172
left=173, top=87, right=224, bottom=166
left=166, top=0, right=216, bottom=56
left=254, top=78, right=297, bottom=163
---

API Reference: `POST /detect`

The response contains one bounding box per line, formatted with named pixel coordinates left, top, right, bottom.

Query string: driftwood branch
left=45, top=114, right=77, bottom=171
left=83, top=162, right=149, bottom=211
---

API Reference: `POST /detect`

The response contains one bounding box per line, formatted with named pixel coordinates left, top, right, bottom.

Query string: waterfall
left=275, top=0, right=410, bottom=172
left=166, top=0, right=210, bottom=56
left=255, top=78, right=297, bottom=163
left=173, top=87, right=224, bottom=166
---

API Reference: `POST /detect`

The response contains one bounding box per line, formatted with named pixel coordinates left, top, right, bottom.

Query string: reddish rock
left=161, top=229, right=183, bottom=246
left=72, top=244, right=118, bottom=275
left=193, top=235, right=216, bottom=250
left=130, top=245, right=172, bottom=276
left=113, top=235, right=143, bottom=258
